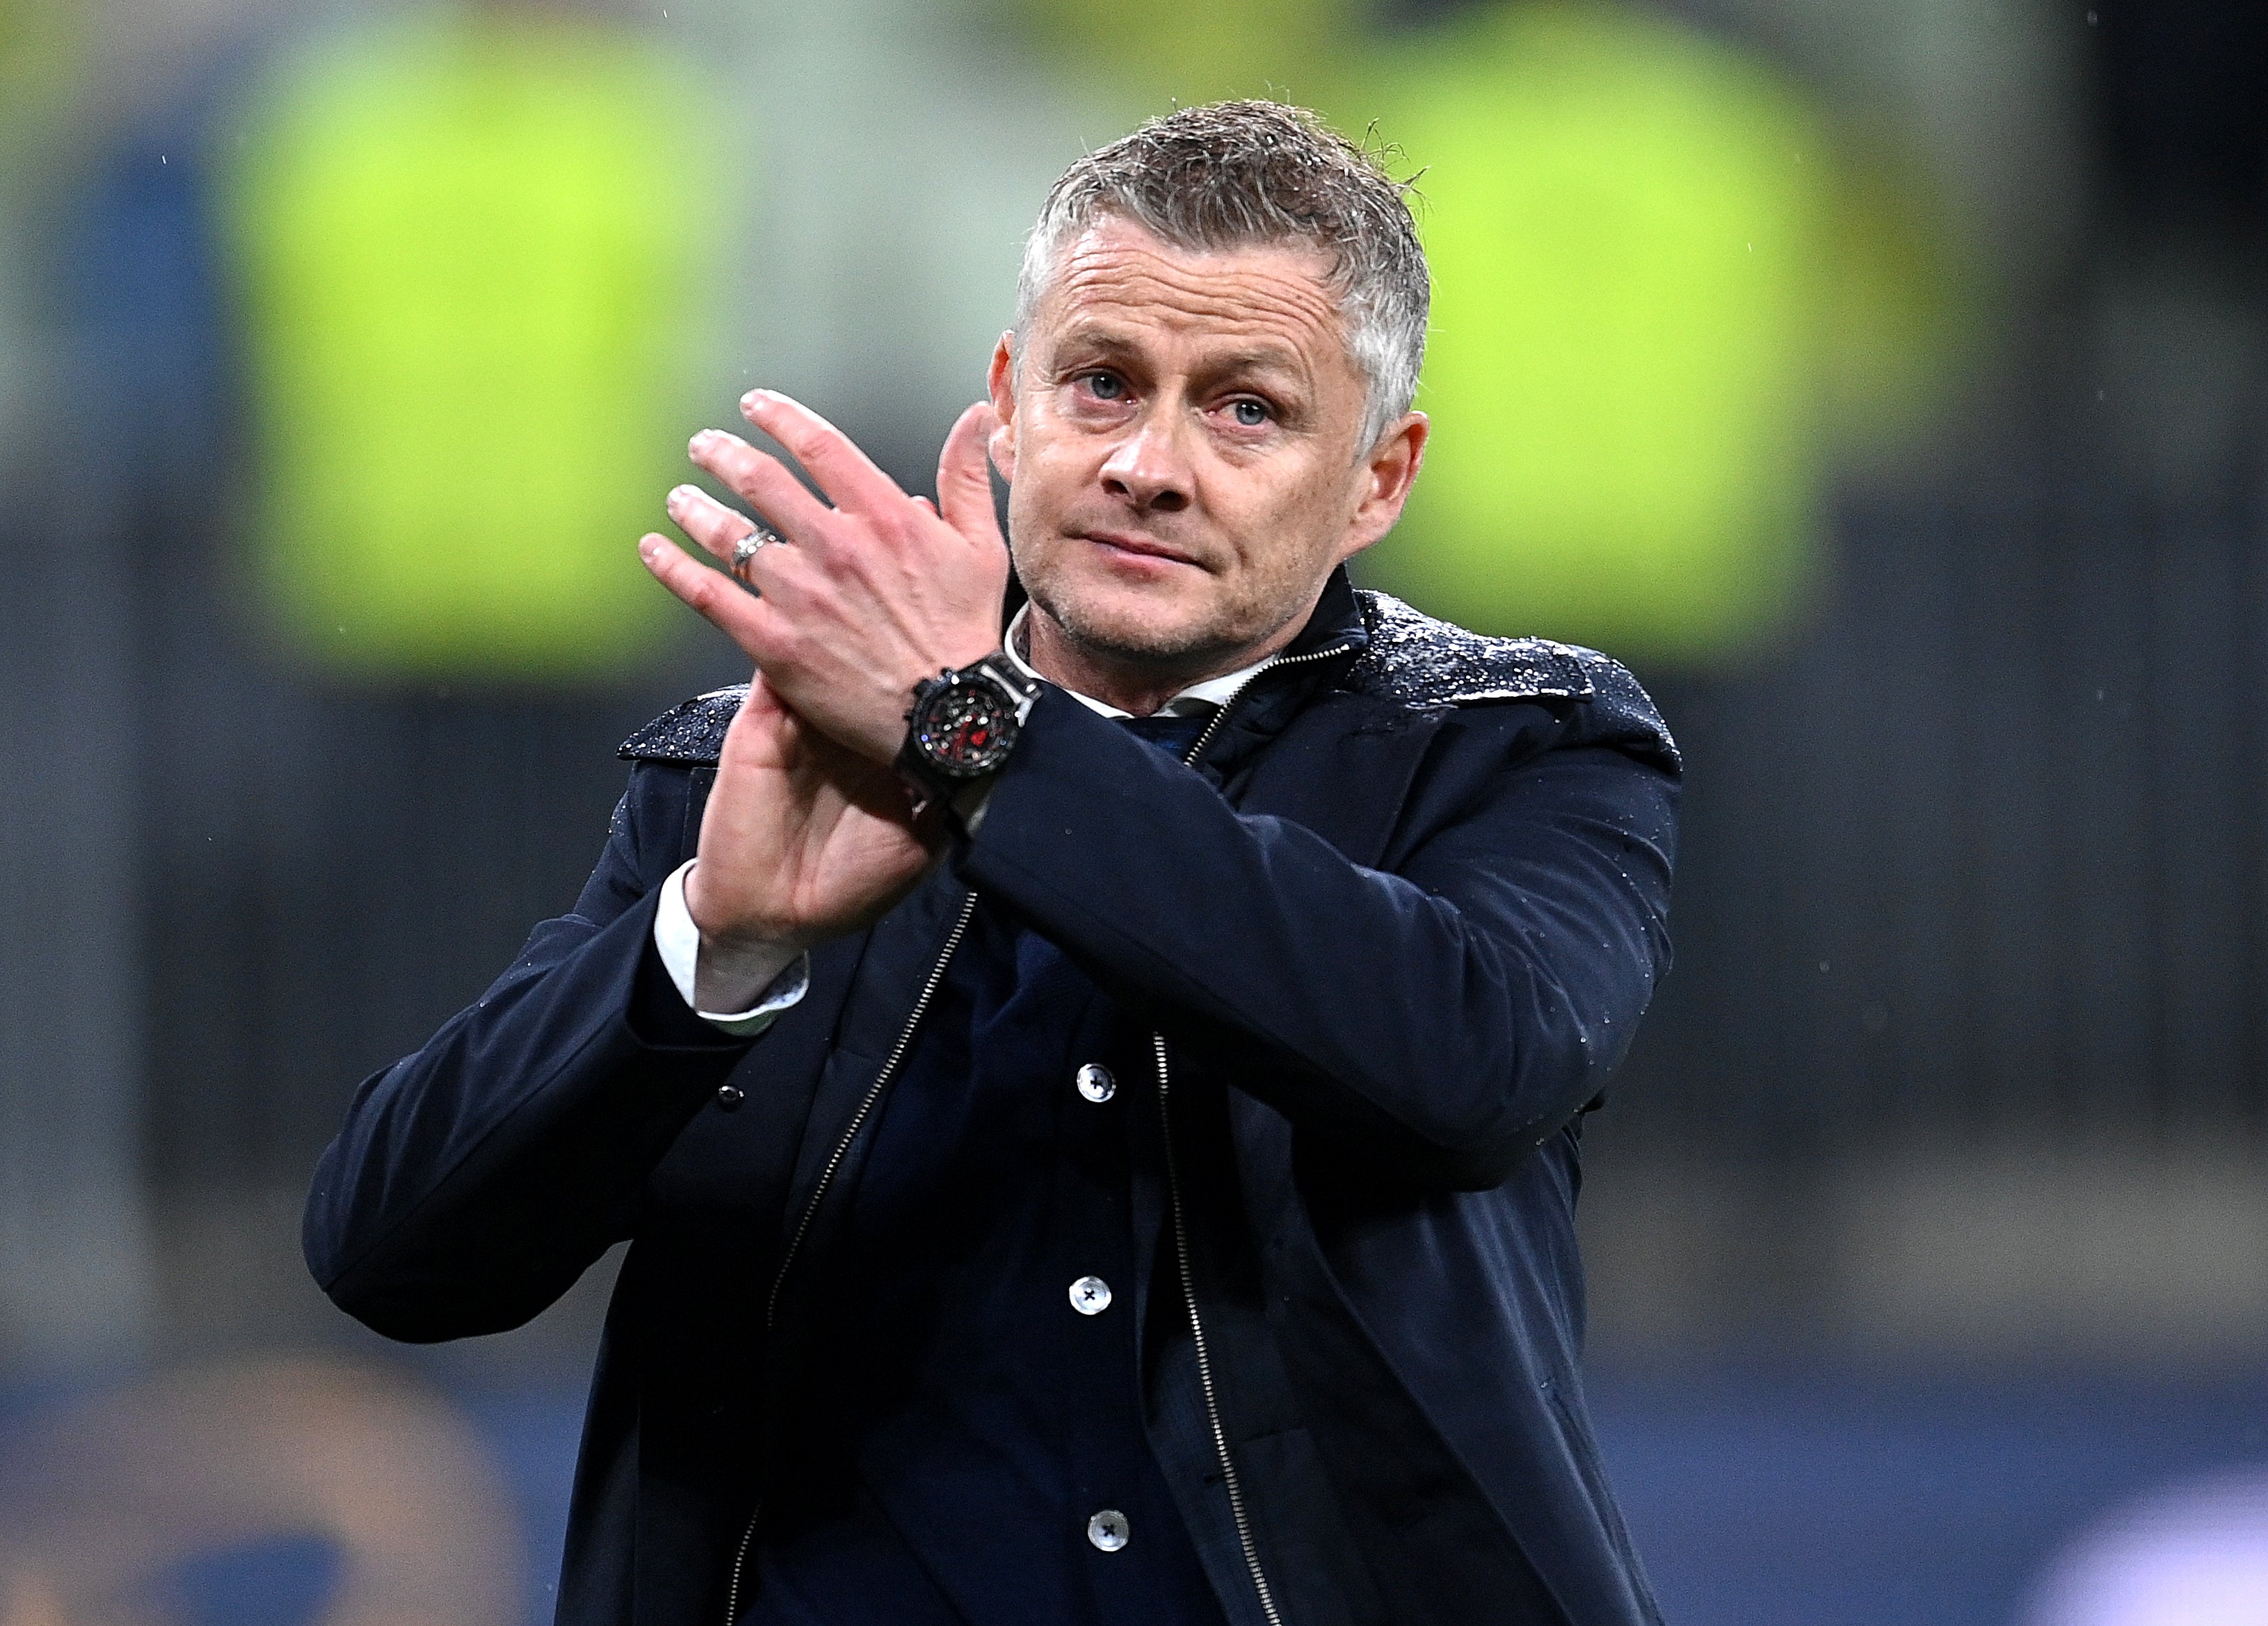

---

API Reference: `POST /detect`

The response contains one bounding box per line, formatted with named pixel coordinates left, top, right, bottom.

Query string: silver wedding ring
left=730, top=524, right=784, bottom=583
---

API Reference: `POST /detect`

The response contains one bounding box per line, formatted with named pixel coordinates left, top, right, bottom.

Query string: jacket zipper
left=1155, top=1031, right=1285, bottom=1626
left=762, top=890, right=980, bottom=1333
left=1181, top=639, right=1353, bottom=765
left=1152, top=644, right=1344, bottom=1626
left=725, top=890, right=980, bottom=1623
left=723, top=1511, right=759, bottom=1626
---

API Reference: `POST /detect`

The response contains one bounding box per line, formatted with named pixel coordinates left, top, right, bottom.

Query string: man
left=307, top=101, right=1680, bottom=1626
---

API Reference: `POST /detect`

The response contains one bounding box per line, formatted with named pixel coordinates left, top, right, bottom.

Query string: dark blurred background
left=3, top=0, right=2266, bottom=1621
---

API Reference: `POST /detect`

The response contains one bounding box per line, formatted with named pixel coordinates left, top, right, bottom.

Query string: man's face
left=988, top=217, right=1424, bottom=677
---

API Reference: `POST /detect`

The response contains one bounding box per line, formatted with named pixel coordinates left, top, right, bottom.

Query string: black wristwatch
left=895, top=652, right=1043, bottom=812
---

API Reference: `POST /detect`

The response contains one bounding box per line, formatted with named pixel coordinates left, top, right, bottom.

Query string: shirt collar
left=1003, top=603, right=1274, bottom=720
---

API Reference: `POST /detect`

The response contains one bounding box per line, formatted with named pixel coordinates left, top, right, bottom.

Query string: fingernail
left=667, top=483, right=698, bottom=509
left=689, top=429, right=716, bottom=452
left=741, top=389, right=778, bottom=410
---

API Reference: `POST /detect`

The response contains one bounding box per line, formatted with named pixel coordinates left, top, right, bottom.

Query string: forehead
left=1029, top=218, right=1351, bottom=375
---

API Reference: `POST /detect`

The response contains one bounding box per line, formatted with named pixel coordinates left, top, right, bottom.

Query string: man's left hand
left=638, top=391, right=1011, bottom=763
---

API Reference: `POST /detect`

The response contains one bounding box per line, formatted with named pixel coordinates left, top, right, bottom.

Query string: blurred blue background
left=3, top=0, right=2267, bottom=1621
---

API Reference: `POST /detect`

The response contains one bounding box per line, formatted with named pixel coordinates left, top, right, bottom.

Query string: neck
left=1020, top=601, right=1314, bottom=716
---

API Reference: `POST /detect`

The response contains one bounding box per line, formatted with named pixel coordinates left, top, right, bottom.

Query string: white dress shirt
left=651, top=606, right=1274, bottom=1035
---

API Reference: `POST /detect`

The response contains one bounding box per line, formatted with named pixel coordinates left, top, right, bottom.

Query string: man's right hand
left=682, top=673, right=938, bottom=1011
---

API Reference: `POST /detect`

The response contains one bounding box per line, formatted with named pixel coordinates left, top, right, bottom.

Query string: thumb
left=743, top=669, right=789, bottom=719
left=936, top=402, right=1004, bottom=551
left=721, top=670, right=797, bottom=770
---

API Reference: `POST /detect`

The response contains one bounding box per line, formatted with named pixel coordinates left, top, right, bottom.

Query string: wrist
left=654, top=858, right=809, bottom=1029
left=682, top=860, right=805, bottom=960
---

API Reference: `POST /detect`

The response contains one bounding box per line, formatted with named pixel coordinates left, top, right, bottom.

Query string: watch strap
left=964, top=652, right=1043, bottom=718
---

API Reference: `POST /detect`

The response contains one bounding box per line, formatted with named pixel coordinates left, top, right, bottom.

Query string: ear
left=1335, top=412, right=1430, bottom=564
left=986, top=332, right=1020, bottom=483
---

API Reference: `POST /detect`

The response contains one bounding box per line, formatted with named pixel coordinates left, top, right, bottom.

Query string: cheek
left=1008, top=423, right=1089, bottom=499
left=1004, top=476, right=1076, bottom=588
left=1223, top=463, right=1347, bottom=568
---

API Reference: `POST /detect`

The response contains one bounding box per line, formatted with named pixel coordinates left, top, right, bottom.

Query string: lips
left=1077, top=530, right=1201, bottom=568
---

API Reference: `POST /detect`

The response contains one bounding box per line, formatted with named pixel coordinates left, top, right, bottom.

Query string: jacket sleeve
left=303, top=761, right=757, bottom=1342
left=958, top=691, right=1678, bottom=1191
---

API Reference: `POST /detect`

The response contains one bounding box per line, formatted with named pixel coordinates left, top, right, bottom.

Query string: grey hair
left=1012, top=100, right=1429, bottom=453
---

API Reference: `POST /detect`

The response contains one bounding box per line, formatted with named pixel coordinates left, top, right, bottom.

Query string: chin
left=1031, top=576, right=1223, bottom=668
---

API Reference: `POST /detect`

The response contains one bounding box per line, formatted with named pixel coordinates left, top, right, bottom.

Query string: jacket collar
left=1182, top=567, right=1371, bottom=775
left=1283, top=565, right=1371, bottom=664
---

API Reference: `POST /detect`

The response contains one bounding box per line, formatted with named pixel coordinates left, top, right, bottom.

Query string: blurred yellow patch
left=1358, top=3, right=1833, bottom=661
left=223, top=10, right=712, bottom=679
left=0, top=0, right=79, bottom=154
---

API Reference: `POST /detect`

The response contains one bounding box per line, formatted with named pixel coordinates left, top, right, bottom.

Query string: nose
left=1098, top=410, right=1192, bottom=515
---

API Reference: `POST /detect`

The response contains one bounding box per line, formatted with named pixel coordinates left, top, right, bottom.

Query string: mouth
left=1077, top=530, right=1203, bottom=570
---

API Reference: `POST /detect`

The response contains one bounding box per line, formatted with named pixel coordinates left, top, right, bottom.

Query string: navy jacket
left=305, top=574, right=1681, bottom=1625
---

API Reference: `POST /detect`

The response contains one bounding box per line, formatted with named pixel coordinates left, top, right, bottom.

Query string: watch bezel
left=896, top=654, right=1043, bottom=813
left=907, top=668, right=1022, bottom=780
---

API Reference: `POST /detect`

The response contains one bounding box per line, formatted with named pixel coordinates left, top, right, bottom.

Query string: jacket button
left=715, top=1084, right=744, bottom=1111
left=1087, top=1509, right=1130, bottom=1552
left=1069, top=1275, right=1113, bottom=1315
left=1075, top=1063, right=1116, bottom=1103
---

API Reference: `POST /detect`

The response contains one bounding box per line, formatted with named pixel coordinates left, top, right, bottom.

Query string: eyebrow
left=1202, top=345, right=1308, bottom=382
left=1050, top=328, right=1310, bottom=385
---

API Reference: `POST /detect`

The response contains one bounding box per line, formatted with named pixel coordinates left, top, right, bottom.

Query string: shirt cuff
left=653, top=860, right=810, bottom=1036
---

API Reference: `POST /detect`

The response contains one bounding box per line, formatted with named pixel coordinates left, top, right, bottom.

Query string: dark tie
left=1116, top=710, right=1212, bottom=762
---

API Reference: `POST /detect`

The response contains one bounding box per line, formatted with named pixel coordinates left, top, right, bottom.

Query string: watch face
left=913, top=678, right=1018, bottom=777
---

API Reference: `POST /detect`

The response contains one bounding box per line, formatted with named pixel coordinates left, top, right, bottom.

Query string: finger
left=732, top=528, right=801, bottom=601
left=638, top=533, right=781, bottom=659
left=911, top=496, right=939, bottom=518
left=688, top=430, right=834, bottom=542
left=739, top=389, right=907, bottom=516
left=936, top=402, right=1003, bottom=550
left=665, top=483, right=765, bottom=563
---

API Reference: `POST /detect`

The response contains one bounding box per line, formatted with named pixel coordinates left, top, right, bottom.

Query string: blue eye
left=1086, top=373, right=1125, bottom=399
left=1232, top=400, right=1268, bottom=426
